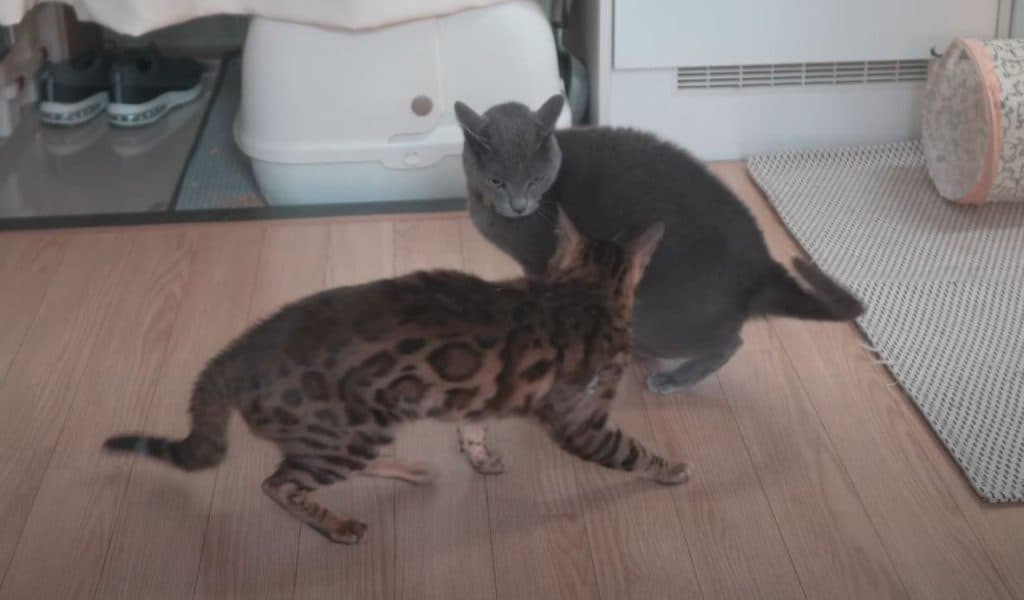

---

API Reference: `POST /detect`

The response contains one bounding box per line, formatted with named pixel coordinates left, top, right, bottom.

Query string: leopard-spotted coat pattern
left=103, top=212, right=684, bottom=544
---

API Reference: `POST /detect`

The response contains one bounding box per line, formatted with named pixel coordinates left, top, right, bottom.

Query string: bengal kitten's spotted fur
left=104, top=212, right=684, bottom=545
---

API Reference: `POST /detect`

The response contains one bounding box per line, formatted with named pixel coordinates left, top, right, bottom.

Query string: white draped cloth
left=1, top=0, right=510, bottom=34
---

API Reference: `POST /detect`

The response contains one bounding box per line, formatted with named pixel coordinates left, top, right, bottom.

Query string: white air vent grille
left=676, top=60, right=929, bottom=90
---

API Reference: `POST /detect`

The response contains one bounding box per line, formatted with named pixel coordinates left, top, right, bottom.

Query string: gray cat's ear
left=548, top=205, right=585, bottom=272
left=626, top=222, right=665, bottom=287
left=454, top=101, right=491, bottom=152
left=533, top=94, right=565, bottom=138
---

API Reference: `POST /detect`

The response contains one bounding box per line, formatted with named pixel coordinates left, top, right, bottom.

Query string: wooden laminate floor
left=0, top=163, right=1022, bottom=600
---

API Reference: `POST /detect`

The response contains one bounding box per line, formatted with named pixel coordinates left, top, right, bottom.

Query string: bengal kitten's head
left=546, top=208, right=664, bottom=317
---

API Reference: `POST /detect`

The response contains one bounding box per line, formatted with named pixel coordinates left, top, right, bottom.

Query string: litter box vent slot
left=676, top=59, right=929, bottom=90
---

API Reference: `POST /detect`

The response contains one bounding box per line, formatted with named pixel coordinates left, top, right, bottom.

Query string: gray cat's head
left=454, top=95, right=564, bottom=218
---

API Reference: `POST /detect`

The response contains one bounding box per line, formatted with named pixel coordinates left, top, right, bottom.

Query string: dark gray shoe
left=37, top=53, right=112, bottom=126
left=108, top=47, right=204, bottom=127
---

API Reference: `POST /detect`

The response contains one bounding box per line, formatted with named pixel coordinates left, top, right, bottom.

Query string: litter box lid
left=234, top=1, right=568, bottom=168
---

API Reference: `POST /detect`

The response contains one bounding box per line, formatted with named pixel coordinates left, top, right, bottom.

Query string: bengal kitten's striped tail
left=103, top=379, right=231, bottom=471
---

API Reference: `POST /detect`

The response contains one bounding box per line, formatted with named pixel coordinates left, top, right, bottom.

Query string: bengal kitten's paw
left=399, top=461, right=439, bottom=485
left=471, top=453, right=506, bottom=475
left=654, top=461, right=689, bottom=485
left=458, top=427, right=506, bottom=475
left=315, top=519, right=368, bottom=545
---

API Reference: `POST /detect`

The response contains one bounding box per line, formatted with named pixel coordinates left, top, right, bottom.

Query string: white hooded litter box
left=234, top=0, right=570, bottom=205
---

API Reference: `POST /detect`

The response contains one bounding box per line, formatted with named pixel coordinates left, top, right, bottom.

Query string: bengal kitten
left=103, top=211, right=686, bottom=545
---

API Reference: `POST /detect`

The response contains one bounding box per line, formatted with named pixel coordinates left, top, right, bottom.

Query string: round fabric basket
left=923, top=38, right=1024, bottom=205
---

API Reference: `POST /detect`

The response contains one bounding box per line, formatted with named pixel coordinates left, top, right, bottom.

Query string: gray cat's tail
left=749, top=258, right=864, bottom=321
left=103, top=379, right=231, bottom=471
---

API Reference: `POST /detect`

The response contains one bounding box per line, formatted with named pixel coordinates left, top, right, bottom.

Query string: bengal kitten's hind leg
left=262, top=456, right=368, bottom=544
left=361, top=457, right=438, bottom=485
left=457, top=423, right=505, bottom=475
left=551, top=411, right=689, bottom=485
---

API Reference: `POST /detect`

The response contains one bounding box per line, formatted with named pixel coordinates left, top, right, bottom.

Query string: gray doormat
left=173, top=53, right=265, bottom=211
left=748, top=141, right=1024, bottom=503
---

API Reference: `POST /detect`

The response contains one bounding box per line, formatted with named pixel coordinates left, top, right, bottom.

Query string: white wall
left=1012, top=0, right=1024, bottom=36
left=584, top=0, right=1010, bottom=159
left=615, top=0, right=999, bottom=69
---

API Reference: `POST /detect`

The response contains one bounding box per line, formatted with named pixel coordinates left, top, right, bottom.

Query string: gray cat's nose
left=509, top=197, right=529, bottom=215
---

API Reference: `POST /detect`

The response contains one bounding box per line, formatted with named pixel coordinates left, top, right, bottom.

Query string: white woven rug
left=747, top=140, right=1024, bottom=503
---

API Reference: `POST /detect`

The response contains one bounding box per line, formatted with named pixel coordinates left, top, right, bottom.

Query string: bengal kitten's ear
left=625, top=222, right=665, bottom=288
left=548, top=206, right=586, bottom=273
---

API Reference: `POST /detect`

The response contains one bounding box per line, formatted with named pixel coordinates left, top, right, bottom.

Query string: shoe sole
left=108, top=83, right=202, bottom=128
left=109, top=98, right=202, bottom=159
left=39, top=91, right=109, bottom=126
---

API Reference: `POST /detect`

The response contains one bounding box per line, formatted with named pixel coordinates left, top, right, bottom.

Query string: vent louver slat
left=676, top=59, right=929, bottom=90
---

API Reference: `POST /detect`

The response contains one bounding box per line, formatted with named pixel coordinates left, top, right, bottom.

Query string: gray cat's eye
left=489, top=178, right=505, bottom=188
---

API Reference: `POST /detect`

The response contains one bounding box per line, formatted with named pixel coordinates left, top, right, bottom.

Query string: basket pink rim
left=953, top=37, right=1002, bottom=206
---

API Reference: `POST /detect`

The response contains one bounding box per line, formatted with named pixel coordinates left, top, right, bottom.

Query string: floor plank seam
left=767, top=319, right=914, bottom=600
left=458, top=220, right=505, bottom=600
left=290, top=226, right=335, bottom=600
left=0, top=235, right=138, bottom=594
left=877, top=364, right=1021, bottom=597
left=569, top=460, right=607, bottom=600
left=0, top=237, right=69, bottom=387
left=387, top=219, right=400, bottom=600
left=711, top=373, right=810, bottom=600
left=482, top=478, right=501, bottom=600
left=189, top=224, right=268, bottom=600
left=89, top=236, right=200, bottom=600
left=911, top=413, right=1019, bottom=597
left=640, top=391, right=707, bottom=600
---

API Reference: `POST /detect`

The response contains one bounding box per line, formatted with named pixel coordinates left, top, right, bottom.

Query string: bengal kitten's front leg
left=551, top=410, right=688, bottom=484
left=457, top=422, right=506, bottom=475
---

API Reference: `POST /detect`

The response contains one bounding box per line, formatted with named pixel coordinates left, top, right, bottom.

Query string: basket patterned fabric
left=924, top=38, right=1024, bottom=205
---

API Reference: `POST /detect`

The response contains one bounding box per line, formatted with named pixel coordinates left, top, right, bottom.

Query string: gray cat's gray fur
left=454, top=94, right=864, bottom=393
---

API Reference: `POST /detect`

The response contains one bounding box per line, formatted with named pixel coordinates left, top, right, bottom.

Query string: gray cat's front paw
left=647, top=372, right=692, bottom=395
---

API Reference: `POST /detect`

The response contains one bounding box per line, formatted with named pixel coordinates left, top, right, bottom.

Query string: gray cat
left=454, top=94, right=864, bottom=394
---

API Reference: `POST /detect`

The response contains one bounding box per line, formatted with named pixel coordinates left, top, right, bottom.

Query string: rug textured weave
left=175, top=53, right=265, bottom=211
left=748, top=140, right=1024, bottom=503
